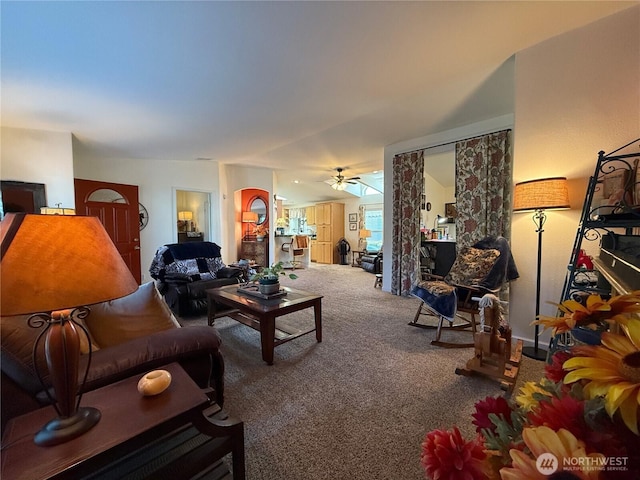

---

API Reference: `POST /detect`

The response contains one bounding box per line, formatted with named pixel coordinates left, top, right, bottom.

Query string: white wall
left=1, top=126, right=75, bottom=209
left=73, top=152, right=222, bottom=281
left=510, top=6, right=640, bottom=347
left=382, top=7, right=639, bottom=349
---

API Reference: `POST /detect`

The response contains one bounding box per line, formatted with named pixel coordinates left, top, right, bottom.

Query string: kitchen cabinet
left=314, top=202, right=344, bottom=264
left=306, top=206, right=316, bottom=225
left=310, top=239, right=318, bottom=262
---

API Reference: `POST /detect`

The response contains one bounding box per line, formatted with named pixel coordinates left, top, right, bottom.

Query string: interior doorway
left=175, top=189, right=211, bottom=243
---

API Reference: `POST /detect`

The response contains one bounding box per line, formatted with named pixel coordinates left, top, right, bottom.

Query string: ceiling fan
left=330, top=168, right=361, bottom=191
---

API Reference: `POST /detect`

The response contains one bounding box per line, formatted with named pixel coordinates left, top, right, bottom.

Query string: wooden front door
left=74, top=179, right=141, bottom=284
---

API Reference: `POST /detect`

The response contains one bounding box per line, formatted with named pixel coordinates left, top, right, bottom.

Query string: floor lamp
left=513, top=177, right=570, bottom=361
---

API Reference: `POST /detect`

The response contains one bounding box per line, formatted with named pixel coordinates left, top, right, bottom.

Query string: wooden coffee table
left=207, top=285, right=322, bottom=365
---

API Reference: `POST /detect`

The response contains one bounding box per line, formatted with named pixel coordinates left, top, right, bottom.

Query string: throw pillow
left=84, top=281, right=180, bottom=348
left=445, top=247, right=500, bottom=287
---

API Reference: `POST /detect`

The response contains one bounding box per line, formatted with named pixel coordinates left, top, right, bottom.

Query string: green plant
left=249, top=261, right=298, bottom=283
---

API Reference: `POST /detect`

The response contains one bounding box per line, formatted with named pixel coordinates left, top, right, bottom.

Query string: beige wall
left=510, top=6, right=640, bottom=346
left=1, top=126, right=75, bottom=209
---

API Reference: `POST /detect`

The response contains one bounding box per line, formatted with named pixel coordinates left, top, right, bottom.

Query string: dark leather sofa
left=0, top=282, right=226, bottom=433
left=361, top=250, right=383, bottom=274
left=150, top=241, right=242, bottom=317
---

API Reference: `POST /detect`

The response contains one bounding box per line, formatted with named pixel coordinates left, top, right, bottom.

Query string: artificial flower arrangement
left=421, top=291, right=640, bottom=480
left=253, top=224, right=268, bottom=236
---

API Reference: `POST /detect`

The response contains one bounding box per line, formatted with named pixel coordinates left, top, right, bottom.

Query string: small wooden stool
left=374, top=274, right=382, bottom=288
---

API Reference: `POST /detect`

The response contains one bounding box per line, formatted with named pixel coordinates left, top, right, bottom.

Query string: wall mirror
left=249, top=196, right=268, bottom=225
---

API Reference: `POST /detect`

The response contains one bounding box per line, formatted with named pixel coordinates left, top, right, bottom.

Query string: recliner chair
left=361, top=249, right=382, bottom=274
left=150, top=242, right=242, bottom=317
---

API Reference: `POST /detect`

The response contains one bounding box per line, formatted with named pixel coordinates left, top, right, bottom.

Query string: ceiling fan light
left=331, top=182, right=346, bottom=191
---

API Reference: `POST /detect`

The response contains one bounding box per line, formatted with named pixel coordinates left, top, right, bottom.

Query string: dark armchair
left=361, top=249, right=382, bottom=274
left=150, top=242, right=243, bottom=317
left=1, top=282, right=227, bottom=433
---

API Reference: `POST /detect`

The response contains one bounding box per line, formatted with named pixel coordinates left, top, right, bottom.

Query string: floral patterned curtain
left=391, top=150, right=424, bottom=296
left=455, top=130, right=512, bottom=249
left=358, top=204, right=366, bottom=250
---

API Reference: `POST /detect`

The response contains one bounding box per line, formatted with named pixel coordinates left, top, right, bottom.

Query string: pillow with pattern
left=444, top=247, right=500, bottom=287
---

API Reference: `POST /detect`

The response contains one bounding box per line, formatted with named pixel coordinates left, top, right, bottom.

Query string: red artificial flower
left=527, top=395, right=588, bottom=442
left=526, top=394, right=626, bottom=459
left=544, top=350, right=572, bottom=384
left=472, top=395, right=513, bottom=434
left=420, top=427, right=486, bottom=480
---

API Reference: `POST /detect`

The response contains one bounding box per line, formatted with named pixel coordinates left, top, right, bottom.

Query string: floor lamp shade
left=513, top=177, right=570, bottom=212
left=513, top=177, right=570, bottom=361
left=1, top=213, right=138, bottom=445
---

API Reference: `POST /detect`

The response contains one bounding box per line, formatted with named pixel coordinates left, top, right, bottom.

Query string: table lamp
left=242, top=211, right=259, bottom=239
left=178, top=210, right=193, bottom=232
left=359, top=229, right=371, bottom=251
left=513, top=177, right=570, bottom=361
left=0, top=213, right=139, bottom=446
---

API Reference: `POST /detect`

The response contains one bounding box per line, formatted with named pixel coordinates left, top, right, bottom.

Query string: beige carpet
left=179, top=263, right=544, bottom=480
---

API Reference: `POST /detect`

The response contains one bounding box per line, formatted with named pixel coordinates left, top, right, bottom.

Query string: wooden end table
left=207, top=285, right=322, bottom=365
left=1, top=363, right=245, bottom=480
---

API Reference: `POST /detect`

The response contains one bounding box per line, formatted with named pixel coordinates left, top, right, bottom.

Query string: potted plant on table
left=250, top=261, right=298, bottom=295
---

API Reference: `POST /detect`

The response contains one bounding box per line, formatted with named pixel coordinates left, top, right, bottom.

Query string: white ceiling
left=2, top=1, right=635, bottom=204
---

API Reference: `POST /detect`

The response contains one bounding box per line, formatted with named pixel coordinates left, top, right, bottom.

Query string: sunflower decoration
left=499, top=426, right=604, bottom=480
left=420, top=291, right=640, bottom=480
left=563, top=327, right=640, bottom=435
left=534, top=291, right=640, bottom=335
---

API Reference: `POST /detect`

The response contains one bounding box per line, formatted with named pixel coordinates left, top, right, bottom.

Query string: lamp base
left=522, top=346, right=548, bottom=362
left=34, top=407, right=101, bottom=446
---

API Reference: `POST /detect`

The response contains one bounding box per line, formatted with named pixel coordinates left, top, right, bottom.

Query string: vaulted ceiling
left=2, top=1, right=635, bottom=204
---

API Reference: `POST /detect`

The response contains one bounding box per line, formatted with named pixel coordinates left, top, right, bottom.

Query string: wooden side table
left=1, top=363, right=245, bottom=480
left=352, top=250, right=365, bottom=267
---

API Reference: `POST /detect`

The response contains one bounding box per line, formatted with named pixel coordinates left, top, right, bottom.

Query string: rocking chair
left=409, top=236, right=518, bottom=348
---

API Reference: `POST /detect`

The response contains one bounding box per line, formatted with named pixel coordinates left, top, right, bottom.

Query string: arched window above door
left=87, top=189, right=127, bottom=203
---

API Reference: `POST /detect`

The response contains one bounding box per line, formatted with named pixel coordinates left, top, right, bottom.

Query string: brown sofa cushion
left=84, top=282, right=180, bottom=348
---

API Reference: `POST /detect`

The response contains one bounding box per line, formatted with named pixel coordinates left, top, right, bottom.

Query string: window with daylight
left=365, top=206, right=383, bottom=252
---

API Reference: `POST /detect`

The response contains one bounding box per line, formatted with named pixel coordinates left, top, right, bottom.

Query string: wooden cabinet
left=314, top=202, right=344, bottom=264
left=310, top=239, right=318, bottom=262
left=241, top=240, right=268, bottom=267
left=306, top=206, right=316, bottom=225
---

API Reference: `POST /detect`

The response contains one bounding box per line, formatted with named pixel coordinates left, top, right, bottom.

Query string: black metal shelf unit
left=560, top=139, right=640, bottom=303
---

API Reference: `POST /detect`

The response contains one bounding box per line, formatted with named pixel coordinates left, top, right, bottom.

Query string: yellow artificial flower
left=534, top=291, right=640, bottom=335
left=500, top=426, right=604, bottom=480
left=515, top=380, right=553, bottom=412
left=563, top=330, right=640, bottom=434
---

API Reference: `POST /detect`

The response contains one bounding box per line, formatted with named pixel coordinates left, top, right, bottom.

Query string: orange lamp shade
left=1, top=213, right=138, bottom=316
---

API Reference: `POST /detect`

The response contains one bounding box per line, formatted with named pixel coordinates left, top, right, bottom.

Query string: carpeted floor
left=179, top=263, right=544, bottom=480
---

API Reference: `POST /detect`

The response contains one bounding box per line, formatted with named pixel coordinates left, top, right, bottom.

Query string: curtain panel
left=454, top=130, right=513, bottom=249
left=391, top=150, right=424, bottom=296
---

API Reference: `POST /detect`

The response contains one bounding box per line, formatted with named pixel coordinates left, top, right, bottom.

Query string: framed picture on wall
left=349, top=223, right=357, bottom=231
left=349, top=213, right=357, bottom=222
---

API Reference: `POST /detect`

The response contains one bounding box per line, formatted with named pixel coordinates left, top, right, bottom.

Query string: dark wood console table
left=1, top=363, right=245, bottom=480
